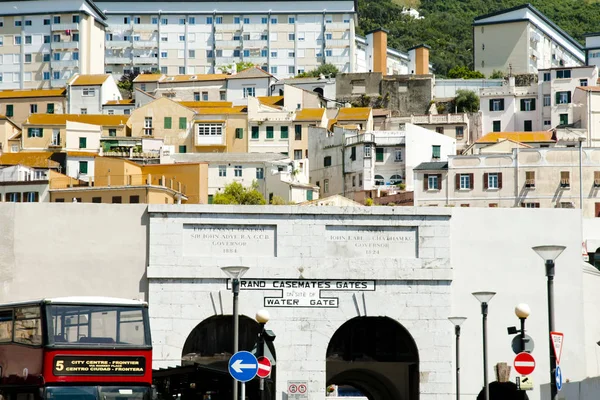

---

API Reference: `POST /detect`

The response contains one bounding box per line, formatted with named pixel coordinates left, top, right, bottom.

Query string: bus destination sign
left=53, top=356, right=146, bottom=376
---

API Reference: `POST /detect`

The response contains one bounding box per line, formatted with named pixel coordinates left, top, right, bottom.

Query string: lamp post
left=532, top=245, right=566, bottom=400
left=472, top=291, right=496, bottom=400
left=221, top=266, right=250, bottom=400
left=448, top=317, right=467, bottom=400
left=514, top=303, right=531, bottom=353
left=256, top=310, right=270, bottom=400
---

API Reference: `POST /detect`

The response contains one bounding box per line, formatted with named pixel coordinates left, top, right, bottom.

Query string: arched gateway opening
left=154, top=315, right=275, bottom=400
left=326, top=317, right=419, bottom=400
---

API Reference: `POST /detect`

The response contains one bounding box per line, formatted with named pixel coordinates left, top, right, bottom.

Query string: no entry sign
left=256, top=356, right=272, bottom=379
left=514, top=352, right=536, bottom=376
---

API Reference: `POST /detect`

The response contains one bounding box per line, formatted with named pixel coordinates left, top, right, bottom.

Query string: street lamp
left=472, top=291, right=496, bottom=400
left=448, top=317, right=467, bottom=400
left=256, top=310, right=271, bottom=400
left=514, top=304, right=531, bottom=353
left=221, top=266, right=250, bottom=400
left=532, top=245, right=566, bottom=400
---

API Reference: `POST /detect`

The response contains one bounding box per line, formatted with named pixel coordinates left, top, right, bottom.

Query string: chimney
left=408, top=44, right=431, bottom=75
left=366, top=28, right=388, bottom=74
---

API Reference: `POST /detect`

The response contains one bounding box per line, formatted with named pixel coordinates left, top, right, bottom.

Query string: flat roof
left=0, top=296, right=147, bottom=308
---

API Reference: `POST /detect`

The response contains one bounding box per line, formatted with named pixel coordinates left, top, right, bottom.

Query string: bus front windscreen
left=46, top=305, right=150, bottom=346
left=46, top=386, right=151, bottom=400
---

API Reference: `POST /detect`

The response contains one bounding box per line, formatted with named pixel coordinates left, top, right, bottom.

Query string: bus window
left=46, top=387, right=97, bottom=400
left=14, top=307, right=41, bottom=346
left=0, top=310, right=13, bottom=342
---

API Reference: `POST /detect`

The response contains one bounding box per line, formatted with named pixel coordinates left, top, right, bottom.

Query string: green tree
left=218, top=61, right=258, bottom=74
left=453, top=90, right=480, bottom=113
left=296, top=63, right=340, bottom=78
left=447, top=66, right=485, bottom=79
left=117, top=71, right=139, bottom=94
left=489, top=70, right=506, bottom=79
left=212, top=181, right=266, bottom=205
left=270, top=195, right=287, bottom=205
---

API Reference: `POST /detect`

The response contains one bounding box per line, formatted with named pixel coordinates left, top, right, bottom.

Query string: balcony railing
left=51, top=41, right=79, bottom=50
left=345, top=133, right=375, bottom=146
left=242, top=40, right=267, bottom=49
left=132, top=57, right=158, bottom=65
left=195, top=134, right=226, bottom=146
left=107, top=24, right=133, bottom=32
left=326, top=56, right=349, bottom=65
left=132, top=24, right=157, bottom=32
left=242, top=24, right=267, bottom=33
left=106, top=56, right=131, bottom=64
left=132, top=40, right=157, bottom=49
left=106, top=41, right=132, bottom=49
left=244, top=56, right=267, bottom=64
left=215, top=57, right=239, bottom=64
left=325, top=22, right=350, bottom=31
left=215, top=23, right=241, bottom=31
left=326, top=39, right=350, bottom=48
left=215, top=40, right=241, bottom=49
left=52, top=60, right=79, bottom=68
left=52, top=23, right=79, bottom=31
left=410, top=113, right=469, bottom=124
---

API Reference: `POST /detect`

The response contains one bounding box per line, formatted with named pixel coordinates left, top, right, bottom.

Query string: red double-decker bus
left=0, top=297, right=152, bottom=400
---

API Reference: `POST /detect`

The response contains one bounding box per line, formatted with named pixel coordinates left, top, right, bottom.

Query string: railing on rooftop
left=50, top=173, right=186, bottom=195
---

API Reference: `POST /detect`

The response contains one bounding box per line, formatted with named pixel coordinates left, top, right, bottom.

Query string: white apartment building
left=97, top=0, right=357, bottom=79
left=585, top=32, right=600, bottom=69
left=473, top=4, right=585, bottom=76
left=413, top=147, right=600, bottom=218
left=0, top=164, right=50, bottom=202
left=0, top=0, right=107, bottom=90
left=67, top=74, right=122, bottom=114
left=308, top=123, right=456, bottom=202
left=480, top=66, right=598, bottom=134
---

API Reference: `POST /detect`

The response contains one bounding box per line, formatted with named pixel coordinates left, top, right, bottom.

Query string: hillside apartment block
left=473, top=4, right=585, bottom=76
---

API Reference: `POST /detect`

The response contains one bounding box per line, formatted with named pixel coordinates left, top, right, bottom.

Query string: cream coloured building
left=0, top=88, right=66, bottom=126
left=0, top=0, right=107, bottom=89
left=413, top=147, right=600, bottom=217
left=473, top=4, right=585, bottom=76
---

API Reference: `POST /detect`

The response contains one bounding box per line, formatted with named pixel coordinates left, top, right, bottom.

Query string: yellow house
left=0, top=89, right=67, bottom=126
left=192, top=106, right=248, bottom=153
left=291, top=108, right=328, bottom=160
left=21, top=114, right=130, bottom=151
left=334, top=107, right=374, bottom=132
left=0, top=116, right=22, bottom=153
left=128, top=97, right=196, bottom=154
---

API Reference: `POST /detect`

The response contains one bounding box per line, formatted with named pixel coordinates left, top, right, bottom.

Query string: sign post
left=551, top=332, right=564, bottom=365
left=514, top=352, right=536, bottom=376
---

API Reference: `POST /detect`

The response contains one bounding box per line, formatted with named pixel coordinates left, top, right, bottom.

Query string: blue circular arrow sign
left=228, top=351, right=258, bottom=382
left=556, top=365, right=563, bottom=391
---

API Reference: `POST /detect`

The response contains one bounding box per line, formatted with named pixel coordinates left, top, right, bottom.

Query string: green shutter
left=251, top=126, right=259, bottom=139
left=164, top=117, right=172, bottom=129
left=6, top=105, right=13, bottom=117
left=266, top=126, right=274, bottom=139
left=295, top=124, right=302, bottom=140
left=307, top=190, right=313, bottom=201
left=79, top=161, right=88, bottom=174
left=79, top=137, right=86, bottom=148
left=520, top=99, right=525, bottom=111
left=47, top=103, right=54, bottom=114
left=489, top=99, right=493, bottom=111
left=207, top=194, right=214, bottom=204
left=567, top=91, right=571, bottom=103
left=178, top=145, right=187, bottom=153
left=432, top=145, right=441, bottom=158
left=179, top=117, right=187, bottom=129
left=235, top=128, right=243, bottom=139
left=27, top=128, right=33, bottom=138
left=556, top=92, right=560, bottom=105
left=280, top=126, right=288, bottom=139
left=375, top=148, right=384, bottom=162
left=531, top=98, right=536, bottom=111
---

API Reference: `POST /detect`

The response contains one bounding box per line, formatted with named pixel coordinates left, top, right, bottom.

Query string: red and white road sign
left=256, top=356, right=272, bottom=378
left=551, top=331, right=564, bottom=365
left=514, top=352, right=536, bottom=376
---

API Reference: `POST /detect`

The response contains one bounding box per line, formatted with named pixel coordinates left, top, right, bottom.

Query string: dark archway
left=326, top=316, right=419, bottom=400
left=313, top=87, right=324, bottom=97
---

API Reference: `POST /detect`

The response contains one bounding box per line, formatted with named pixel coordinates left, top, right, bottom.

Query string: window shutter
left=437, top=174, right=442, bottom=191
left=531, top=98, right=536, bottom=111
left=483, top=173, right=489, bottom=189
left=520, top=99, right=525, bottom=111
left=469, top=173, right=474, bottom=189
left=455, top=174, right=460, bottom=189
left=500, top=99, right=504, bottom=110
left=521, top=202, right=525, bottom=208
left=489, top=99, right=493, bottom=111
left=27, top=128, right=33, bottom=138
left=423, top=174, right=428, bottom=191
left=556, top=92, right=560, bottom=105
left=34, top=192, right=39, bottom=202
left=567, top=91, right=571, bottom=103
left=535, top=203, right=540, bottom=208
left=498, top=173, right=503, bottom=189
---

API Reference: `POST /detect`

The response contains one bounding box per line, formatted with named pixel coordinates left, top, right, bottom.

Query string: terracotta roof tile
left=258, top=96, right=284, bottom=107
left=0, top=88, right=66, bottom=99
left=105, top=99, right=135, bottom=105
left=336, top=107, right=372, bottom=121
left=0, top=152, right=60, bottom=168
left=295, top=108, right=325, bottom=121
left=70, top=74, right=110, bottom=86
left=193, top=106, right=247, bottom=115
left=25, top=114, right=129, bottom=127
left=179, top=101, right=233, bottom=108
left=477, top=131, right=554, bottom=143
left=133, top=74, right=164, bottom=83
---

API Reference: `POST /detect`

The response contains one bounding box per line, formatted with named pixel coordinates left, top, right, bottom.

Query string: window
left=53, top=53, right=60, bottom=61
left=256, top=168, right=264, bottom=180
left=144, top=117, right=153, bottom=135
left=179, top=117, right=187, bottom=129
left=326, top=33, right=333, bottom=40
left=364, top=144, right=371, bottom=158
left=218, top=165, right=227, bottom=177
left=6, top=192, right=21, bottom=202
left=179, top=18, right=186, bottom=25
left=294, top=149, right=302, bottom=160
left=390, top=174, right=403, bottom=185
left=235, top=128, right=243, bottom=139
left=243, top=87, right=255, bottom=98
left=326, top=50, right=333, bottom=57
left=374, top=175, right=385, bottom=186
left=123, top=16, right=130, bottom=24
left=280, top=126, right=288, bottom=139
left=375, top=147, right=384, bottom=162
left=43, top=53, right=50, bottom=62
left=206, top=17, right=213, bottom=24
left=30, top=104, right=37, bottom=114
left=270, top=17, right=277, bottom=24
left=179, top=67, right=185, bottom=74
left=51, top=129, right=60, bottom=146
left=112, top=196, right=122, bottom=204
left=485, top=172, right=501, bottom=189
left=324, top=179, right=329, bottom=193
left=544, top=120, right=551, bottom=127
left=109, top=129, right=117, bottom=137
left=27, top=128, right=42, bottom=138
left=556, top=70, right=571, bottom=79
left=261, top=17, right=268, bottom=24
left=352, top=175, right=356, bottom=187
left=288, top=33, right=295, bottom=41
left=425, top=174, right=441, bottom=190
left=580, top=79, right=588, bottom=87
left=78, top=137, right=87, bottom=149
left=324, top=156, right=332, bottom=167
left=489, top=99, right=505, bottom=111
left=73, top=52, right=79, bottom=61
left=525, top=171, right=535, bottom=188
left=215, top=17, right=222, bottom=24
left=522, top=202, right=540, bottom=208
left=79, top=161, right=88, bottom=175
left=234, top=165, right=242, bottom=177
left=46, top=103, right=54, bottom=114
left=560, top=171, right=570, bottom=188
left=521, top=98, right=536, bottom=111
left=6, top=105, right=13, bottom=117
left=44, top=19, right=50, bottom=25
left=164, top=117, right=172, bottom=129
left=220, top=91, right=226, bottom=101
left=350, top=146, right=356, bottom=161
left=53, top=34, right=60, bottom=43
left=288, top=17, right=295, bottom=24
left=14, top=36, right=21, bottom=45
left=358, top=173, right=363, bottom=186
left=251, top=126, right=259, bottom=139
left=82, top=88, right=95, bottom=97
left=270, top=51, right=278, bottom=58
left=43, top=35, right=51, bottom=44
left=455, top=126, right=464, bottom=140
left=197, top=123, right=224, bottom=136
left=14, top=307, right=41, bottom=345
left=151, top=17, right=158, bottom=24
left=556, top=91, right=571, bottom=105
left=432, top=145, right=441, bottom=159
left=25, top=36, right=31, bottom=45
left=266, top=126, right=274, bottom=139
left=178, top=145, right=186, bottom=153
left=127, top=195, right=140, bottom=204
left=543, top=95, right=551, bottom=107
left=15, top=20, right=21, bottom=27
left=261, top=49, right=268, bottom=57
left=457, top=173, right=473, bottom=190
left=492, top=120, right=501, bottom=132
left=270, top=66, right=278, bottom=74
left=559, top=113, right=568, bottom=125
left=294, top=125, right=302, bottom=140
left=201, top=92, right=208, bottom=101
left=243, top=18, right=250, bottom=24
left=393, top=149, right=402, bottom=162
left=161, top=51, right=167, bottom=58
left=543, top=72, right=551, bottom=82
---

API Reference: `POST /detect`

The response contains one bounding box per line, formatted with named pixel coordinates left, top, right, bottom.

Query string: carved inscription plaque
left=183, top=224, right=276, bottom=257
left=325, top=225, right=417, bottom=258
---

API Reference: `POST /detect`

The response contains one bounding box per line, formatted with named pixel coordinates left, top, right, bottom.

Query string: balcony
left=52, top=60, right=79, bottom=68
left=411, top=113, right=468, bottom=124
left=51, top=79, right=67, bottom=87
left=326, top=56, right=349, bottom=65
left=215, top=40, right=241, bottom=49
left=325, top=39, right=350, bottom=48
left=325, top=22, right=349, bottom=31
left=195, top=133, right=225, bottom=146
left=107, top=24, right=133, bottom=32
left=132, top=57, right=158, bottom=65
left=242, top=40, right=267, bottom=48
left=51, top=41, right=79, bottom=50
left=242, top=24, right=267, bottom=33
left=244, top=56, right=267, bottom=64
left=215, top=23, right=241, bottom=32
left=106, top=56, right=131, bottom=64
left=132, top=40, right=157, bottom=49
left=52, top=23, right=79, bottom=31
left=106, top=41, right=132, bottom=49
left=345, top=133, right=375, bottom=146
left=215, top=56, right=239, bottom=64
left=132, top=24, right=157, bottom=32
